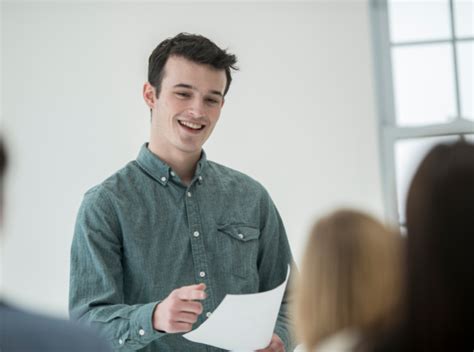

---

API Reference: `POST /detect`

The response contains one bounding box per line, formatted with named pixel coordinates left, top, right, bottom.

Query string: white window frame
left=369, top=0, right=474, bottom=226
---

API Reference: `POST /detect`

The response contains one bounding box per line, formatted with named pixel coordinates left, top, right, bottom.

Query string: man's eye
left=176, top=92, right=191, bottom=98
left=205, top=98, right=219, bottom=105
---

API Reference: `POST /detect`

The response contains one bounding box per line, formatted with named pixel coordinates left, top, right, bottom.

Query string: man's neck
left=148, top=142, right=200, bottom=186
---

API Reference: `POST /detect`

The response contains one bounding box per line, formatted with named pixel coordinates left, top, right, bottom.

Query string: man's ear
left=143, top=82, right=157, bottom=109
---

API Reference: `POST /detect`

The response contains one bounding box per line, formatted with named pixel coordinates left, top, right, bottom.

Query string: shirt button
left=187, top=192, right=192, bottom=197
left=139, top=329, right=145, bottom=336
left=206, top=312, right=212, bottom=318
left=199, top=271, right=206, bottom=278
left=238, top=233, right=244, bottom=239
left=199, top=176, right=203, bottom=181
left=161, top=176, right=167, bottom=182
left=118, top=338, right=124, bottom=345
left=170, top=171, right=176, bottom=177
left=193, top=231, right=200, bottom=238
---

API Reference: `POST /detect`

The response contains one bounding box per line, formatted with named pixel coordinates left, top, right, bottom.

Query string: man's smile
left=178, top=119, right=205, bottom=131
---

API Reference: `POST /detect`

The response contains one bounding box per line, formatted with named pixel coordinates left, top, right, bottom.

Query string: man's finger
left=176, top=284, right=207, bottom=300
left=182, top=283, right=206, bottom=291
left=179, top=301, right=203, bottom=315
left=257, top=342, right=277, bottom=352
left=169, top=321, right=193, bottom=333
left=256, top=334, right=285, bottom=352
left=175, top=311, right=199, bottom=324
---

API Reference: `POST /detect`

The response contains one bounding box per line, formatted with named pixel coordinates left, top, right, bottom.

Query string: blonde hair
left=294, top=209, right=403, bottom=350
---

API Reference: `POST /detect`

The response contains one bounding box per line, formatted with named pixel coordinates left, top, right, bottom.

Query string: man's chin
left=175, top=138, right=206, bottom=153
left=175, top=144, right=203, bottom=156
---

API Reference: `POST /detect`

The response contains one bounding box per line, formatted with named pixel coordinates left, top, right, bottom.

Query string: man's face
left=146, top=56, right=227, bottom=158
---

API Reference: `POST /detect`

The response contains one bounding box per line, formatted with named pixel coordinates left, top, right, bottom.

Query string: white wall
left=1, top=1, right=383, bottom=317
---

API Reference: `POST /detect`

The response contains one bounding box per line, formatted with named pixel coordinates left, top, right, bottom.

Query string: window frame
left=369, top=0, right=474, bottom=225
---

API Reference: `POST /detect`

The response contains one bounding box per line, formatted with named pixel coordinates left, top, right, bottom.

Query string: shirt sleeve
left=257, top=188, right=299, bottom=351
left=69, top=186, right=166, bottom=351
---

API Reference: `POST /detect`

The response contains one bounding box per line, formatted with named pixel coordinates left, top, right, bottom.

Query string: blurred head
left=0, top=138, right=7, bottom=223
left=404, top=140, right=474, bottom=349
left=295, top=209, right=403, bottom=350
left=147, top=33, right=238, bottom=98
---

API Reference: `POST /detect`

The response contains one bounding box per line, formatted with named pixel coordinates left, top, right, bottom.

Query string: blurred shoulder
left=0, top=302, right=112, bottom=352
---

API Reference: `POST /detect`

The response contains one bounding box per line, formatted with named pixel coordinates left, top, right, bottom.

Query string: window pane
left=388, top=0, right=451, bottom=43
left=395, top=135, right=460, bottom=224
left=457, top=42, right=473, bottom=121
left=454, top=0, right=474, bottom=37
left=392, top=44, right=457, bottom=126
left=465, top=134, right=474, bottom=143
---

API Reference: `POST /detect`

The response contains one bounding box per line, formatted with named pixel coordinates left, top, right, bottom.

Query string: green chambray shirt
left=69, top=144, right=295, bottom=351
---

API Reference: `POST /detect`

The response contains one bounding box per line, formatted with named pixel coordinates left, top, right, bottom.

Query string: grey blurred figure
left=0, top=137, right=112, bottom=352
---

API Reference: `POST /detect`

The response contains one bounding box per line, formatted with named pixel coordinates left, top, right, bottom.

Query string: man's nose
left=186, top=98, right=205, bottom=118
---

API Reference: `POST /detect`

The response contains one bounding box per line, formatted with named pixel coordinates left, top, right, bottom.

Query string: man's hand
left=152, top=283, right=207, bottom=333
left=256, top=333, right=285, bottom=352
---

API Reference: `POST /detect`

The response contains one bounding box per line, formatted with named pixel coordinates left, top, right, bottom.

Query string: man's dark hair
left=148, top=33, right=238, bottom=97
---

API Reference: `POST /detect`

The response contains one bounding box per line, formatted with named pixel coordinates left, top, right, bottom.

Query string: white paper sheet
left=183, top=266, right=290, bottom=351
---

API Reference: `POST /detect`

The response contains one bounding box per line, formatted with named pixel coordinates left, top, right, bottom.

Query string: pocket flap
left=218, top=224, right=260, bottom=242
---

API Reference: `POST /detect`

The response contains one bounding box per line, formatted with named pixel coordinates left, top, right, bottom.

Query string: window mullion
left=449, top=0, right=463, bottom=120
left=382, top=126, right=400, bottom=224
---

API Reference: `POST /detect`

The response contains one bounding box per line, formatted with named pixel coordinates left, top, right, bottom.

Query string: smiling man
left=69, top=33, right=295, bottom=352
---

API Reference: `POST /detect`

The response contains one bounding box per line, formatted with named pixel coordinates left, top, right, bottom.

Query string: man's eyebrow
left=173, top=83, right=194, bottom=90
left=209, top=90, right=223, bottom=97
left=173, top=83, right=223, bottom=97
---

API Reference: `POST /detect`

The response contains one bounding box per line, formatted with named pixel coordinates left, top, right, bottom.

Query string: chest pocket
left=216, top=224, right=260, bottom=280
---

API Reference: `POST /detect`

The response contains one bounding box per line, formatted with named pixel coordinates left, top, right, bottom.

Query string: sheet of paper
left=183, top=266, right=290, bottom=351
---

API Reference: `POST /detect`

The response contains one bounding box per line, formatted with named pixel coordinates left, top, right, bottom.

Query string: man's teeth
left=179, top=121, right=203, bottom=130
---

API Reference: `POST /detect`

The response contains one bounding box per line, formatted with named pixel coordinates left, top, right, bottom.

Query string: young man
left=0, top=139, right=112, bottom=352
left=69, top=33, right=295, bottom=352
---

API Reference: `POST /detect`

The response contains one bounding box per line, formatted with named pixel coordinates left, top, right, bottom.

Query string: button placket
left=185, top=183, right=215, bottom=318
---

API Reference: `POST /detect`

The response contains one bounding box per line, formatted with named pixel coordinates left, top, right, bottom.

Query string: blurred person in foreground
left=374, top=140, right=474, bottom=352
left=0, top=138, right=112, bottom=352
left=294, top=209, right=403, bottom=352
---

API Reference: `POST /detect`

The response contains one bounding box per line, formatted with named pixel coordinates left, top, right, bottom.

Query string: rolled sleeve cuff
left=116, top=301, right=166, bottom=349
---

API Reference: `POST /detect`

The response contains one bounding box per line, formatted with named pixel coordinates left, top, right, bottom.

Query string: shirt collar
left=136, top=143, right=207, bottom=186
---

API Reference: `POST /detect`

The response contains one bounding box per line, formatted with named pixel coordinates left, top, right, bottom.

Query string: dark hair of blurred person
left=294, top=209, right=403, bottom=352
left=405, top=140, right=474, bottom=351
left=0, top=138, right=6, bottom=217
left=0, top=137, right=113, bottom=352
